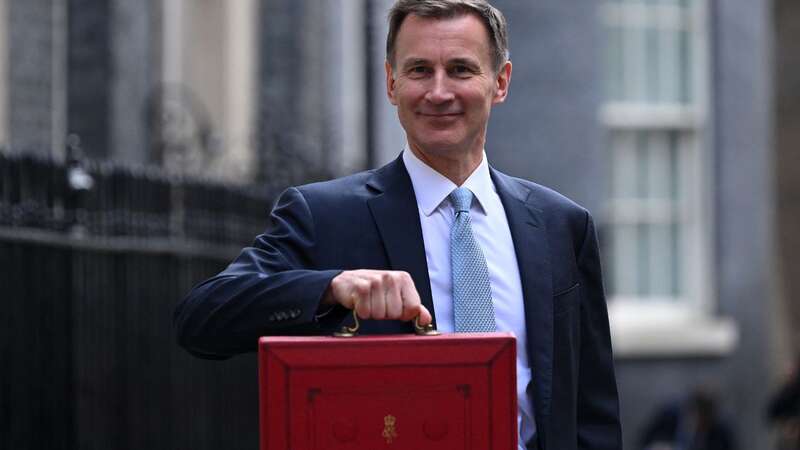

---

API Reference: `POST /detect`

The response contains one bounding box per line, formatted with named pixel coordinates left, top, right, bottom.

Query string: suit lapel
left=491, top=168, right=554, bottom=420
left=366, top=157, right=436, bottom=326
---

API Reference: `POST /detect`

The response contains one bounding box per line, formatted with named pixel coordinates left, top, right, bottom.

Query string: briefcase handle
left=334, top=310, right=440, bottom=338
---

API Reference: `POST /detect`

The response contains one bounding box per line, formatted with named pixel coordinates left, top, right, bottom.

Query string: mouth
left=418, top=112, right=462, bottom=118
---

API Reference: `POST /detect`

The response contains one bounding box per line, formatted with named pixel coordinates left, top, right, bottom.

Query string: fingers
left=416, top=304, right=433, bottom=327
left=384, top=273, right=403, bottom=320
left=397, top=274, right=423, bottom=322
left=399, top=277, right=432, bottom=326
left=369, top=273, right=389, bottom=320
left=327, top=270, right=427, bottom=324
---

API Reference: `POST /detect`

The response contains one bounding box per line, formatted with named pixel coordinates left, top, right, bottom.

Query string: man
left=174, top=1, right=621, bottom=449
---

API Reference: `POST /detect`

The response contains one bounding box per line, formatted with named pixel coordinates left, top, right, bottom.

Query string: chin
left=418, top=132, right=464, bottom=150
left=415, top=142, right=466, bottom=157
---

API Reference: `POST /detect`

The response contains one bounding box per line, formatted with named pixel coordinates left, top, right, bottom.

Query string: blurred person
left=639, top=389, right=737, bottom=450
left=173, top=1, right=621, bottom=449
left=766, top=354, right=800, bottom=449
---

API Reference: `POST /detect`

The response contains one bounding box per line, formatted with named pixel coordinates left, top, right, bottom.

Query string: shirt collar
left=402, top=145, right=494, bottom=217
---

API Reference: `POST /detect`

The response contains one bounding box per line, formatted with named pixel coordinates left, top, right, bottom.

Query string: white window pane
left=669, top=132, right=681, bottom=201
left=648, top=223, right=676, bottom=297
left=611, top=131, right=639, bottom=198
left=645, top=131, right=672, bottom=199
left=605, top=27, right=624, bottom=101
left=636, top=132, right=651, bottom=198
left=603, top=0, right=695, bottom=105
left=680, top=29, right=693, bottom=103
left=612, top=224, right=639, bottom=296
left=645, top=27, right=661, bottom=103
left=661, top=28, right=682, bottom=103
left=673, top=221, right=685, bottom=297
left=675, top=132, right=692, bottom=207
left=622, top=25, right=648, bottom=102
left=607, top=129, right=689, bottom=300
left=636, top=223, right=650, bottom=296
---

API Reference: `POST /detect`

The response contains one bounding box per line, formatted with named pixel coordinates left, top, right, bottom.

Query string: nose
left=424, top=71, right=455, bottom=104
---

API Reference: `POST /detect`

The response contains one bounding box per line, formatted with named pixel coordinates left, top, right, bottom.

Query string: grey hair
left=386, top=0, right=510, bottom=72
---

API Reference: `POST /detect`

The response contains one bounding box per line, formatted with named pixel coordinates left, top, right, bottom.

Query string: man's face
left=386, top=13, right=511, bottom=160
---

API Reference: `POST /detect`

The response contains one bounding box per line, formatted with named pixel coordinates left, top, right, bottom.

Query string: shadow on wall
left=638, top=387, right=737, bottom=450
left=767, top=354, right=800, bottom=450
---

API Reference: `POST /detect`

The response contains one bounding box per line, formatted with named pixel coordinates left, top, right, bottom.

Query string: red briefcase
left=258, top=329, right=517, bottom=450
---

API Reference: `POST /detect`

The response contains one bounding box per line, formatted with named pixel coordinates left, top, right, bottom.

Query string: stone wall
left=8, top=0, right=66, bottom=156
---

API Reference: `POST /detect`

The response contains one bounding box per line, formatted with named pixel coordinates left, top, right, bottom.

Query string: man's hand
left=323, top=270, right=432, bottom=326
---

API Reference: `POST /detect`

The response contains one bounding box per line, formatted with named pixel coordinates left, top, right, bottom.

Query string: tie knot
left=450, top=187, right=473, bottom=214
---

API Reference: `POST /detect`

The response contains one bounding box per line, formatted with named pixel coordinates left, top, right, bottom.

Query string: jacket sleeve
left=173, top=187, right=347, bottom=359
left=575, top=212, right=623, bottom=450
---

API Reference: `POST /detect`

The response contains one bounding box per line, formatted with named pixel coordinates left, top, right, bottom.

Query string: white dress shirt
left=402, top=148, right=535, bottom=450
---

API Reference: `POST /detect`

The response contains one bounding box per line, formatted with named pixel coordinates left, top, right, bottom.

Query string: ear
left=492, top=61, right=512, bottom=105
left=385, top=60, right=398, bottom=106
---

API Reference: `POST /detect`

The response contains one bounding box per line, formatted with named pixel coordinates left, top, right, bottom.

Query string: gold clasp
left=333, top=310, right=440, bottom=337
left=333, top=310, right=361, bottom=337
left=413, top=316, right=440, bottom=336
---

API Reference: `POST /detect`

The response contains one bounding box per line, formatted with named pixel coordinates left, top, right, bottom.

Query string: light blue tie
left=450, top=187, right=496, bottom=332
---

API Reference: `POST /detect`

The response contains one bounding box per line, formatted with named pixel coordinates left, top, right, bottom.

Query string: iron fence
left=0, top=150, right=271, bottom=245
left=0, top=150, right=282, bottom=450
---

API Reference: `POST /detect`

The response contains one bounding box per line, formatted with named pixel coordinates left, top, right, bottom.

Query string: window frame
left=599, top=0, right=737, bottom=358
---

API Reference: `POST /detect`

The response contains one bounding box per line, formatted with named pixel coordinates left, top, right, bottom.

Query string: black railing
left=0, top=150, right=271, bottom=246
left=0, top=150, right=287, bottom=450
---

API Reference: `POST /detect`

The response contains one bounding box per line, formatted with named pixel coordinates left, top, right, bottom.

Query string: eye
left=406, top=65, right=432, bottom=79
left=450, top=65, right=474, bottom=77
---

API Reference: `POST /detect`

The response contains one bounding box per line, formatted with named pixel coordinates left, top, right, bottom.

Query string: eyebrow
left=400, top=56, right=480, bottom=70
left=400, top=58, right=430, bottom=70
left=448, top=57, right=480, bottom=67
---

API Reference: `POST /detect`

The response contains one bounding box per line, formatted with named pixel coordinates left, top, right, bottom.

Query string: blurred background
left=0, top=0, right=798, bottom=449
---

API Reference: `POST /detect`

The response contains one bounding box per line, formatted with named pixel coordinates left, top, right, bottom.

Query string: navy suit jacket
left=174, top=155, right=622, bottom=450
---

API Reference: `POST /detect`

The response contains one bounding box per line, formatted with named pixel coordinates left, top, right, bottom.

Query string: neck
left=408, top=143, right=484, bottom=186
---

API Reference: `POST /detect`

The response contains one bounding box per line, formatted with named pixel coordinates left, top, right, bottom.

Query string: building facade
left=0, top=0, right=797, bottom=448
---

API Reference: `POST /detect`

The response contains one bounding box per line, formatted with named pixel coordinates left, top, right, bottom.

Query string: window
left=600, top=0, right=736, bottom=356
left=158, top=0, right=257, bottom=182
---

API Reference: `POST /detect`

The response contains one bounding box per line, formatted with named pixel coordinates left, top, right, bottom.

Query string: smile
left=418, top=112, right=462, bottom=118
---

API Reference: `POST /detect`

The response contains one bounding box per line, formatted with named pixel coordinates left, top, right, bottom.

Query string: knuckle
left=403, top=292, right=419, bottom=306
left=357, top=279, right=371, bottom=292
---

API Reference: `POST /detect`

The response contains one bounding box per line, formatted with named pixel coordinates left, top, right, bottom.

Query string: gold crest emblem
left=382, top=414, right=398, bottom=444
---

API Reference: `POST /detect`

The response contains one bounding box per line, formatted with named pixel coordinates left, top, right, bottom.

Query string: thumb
left=416, top=305, right=433, bottom=327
